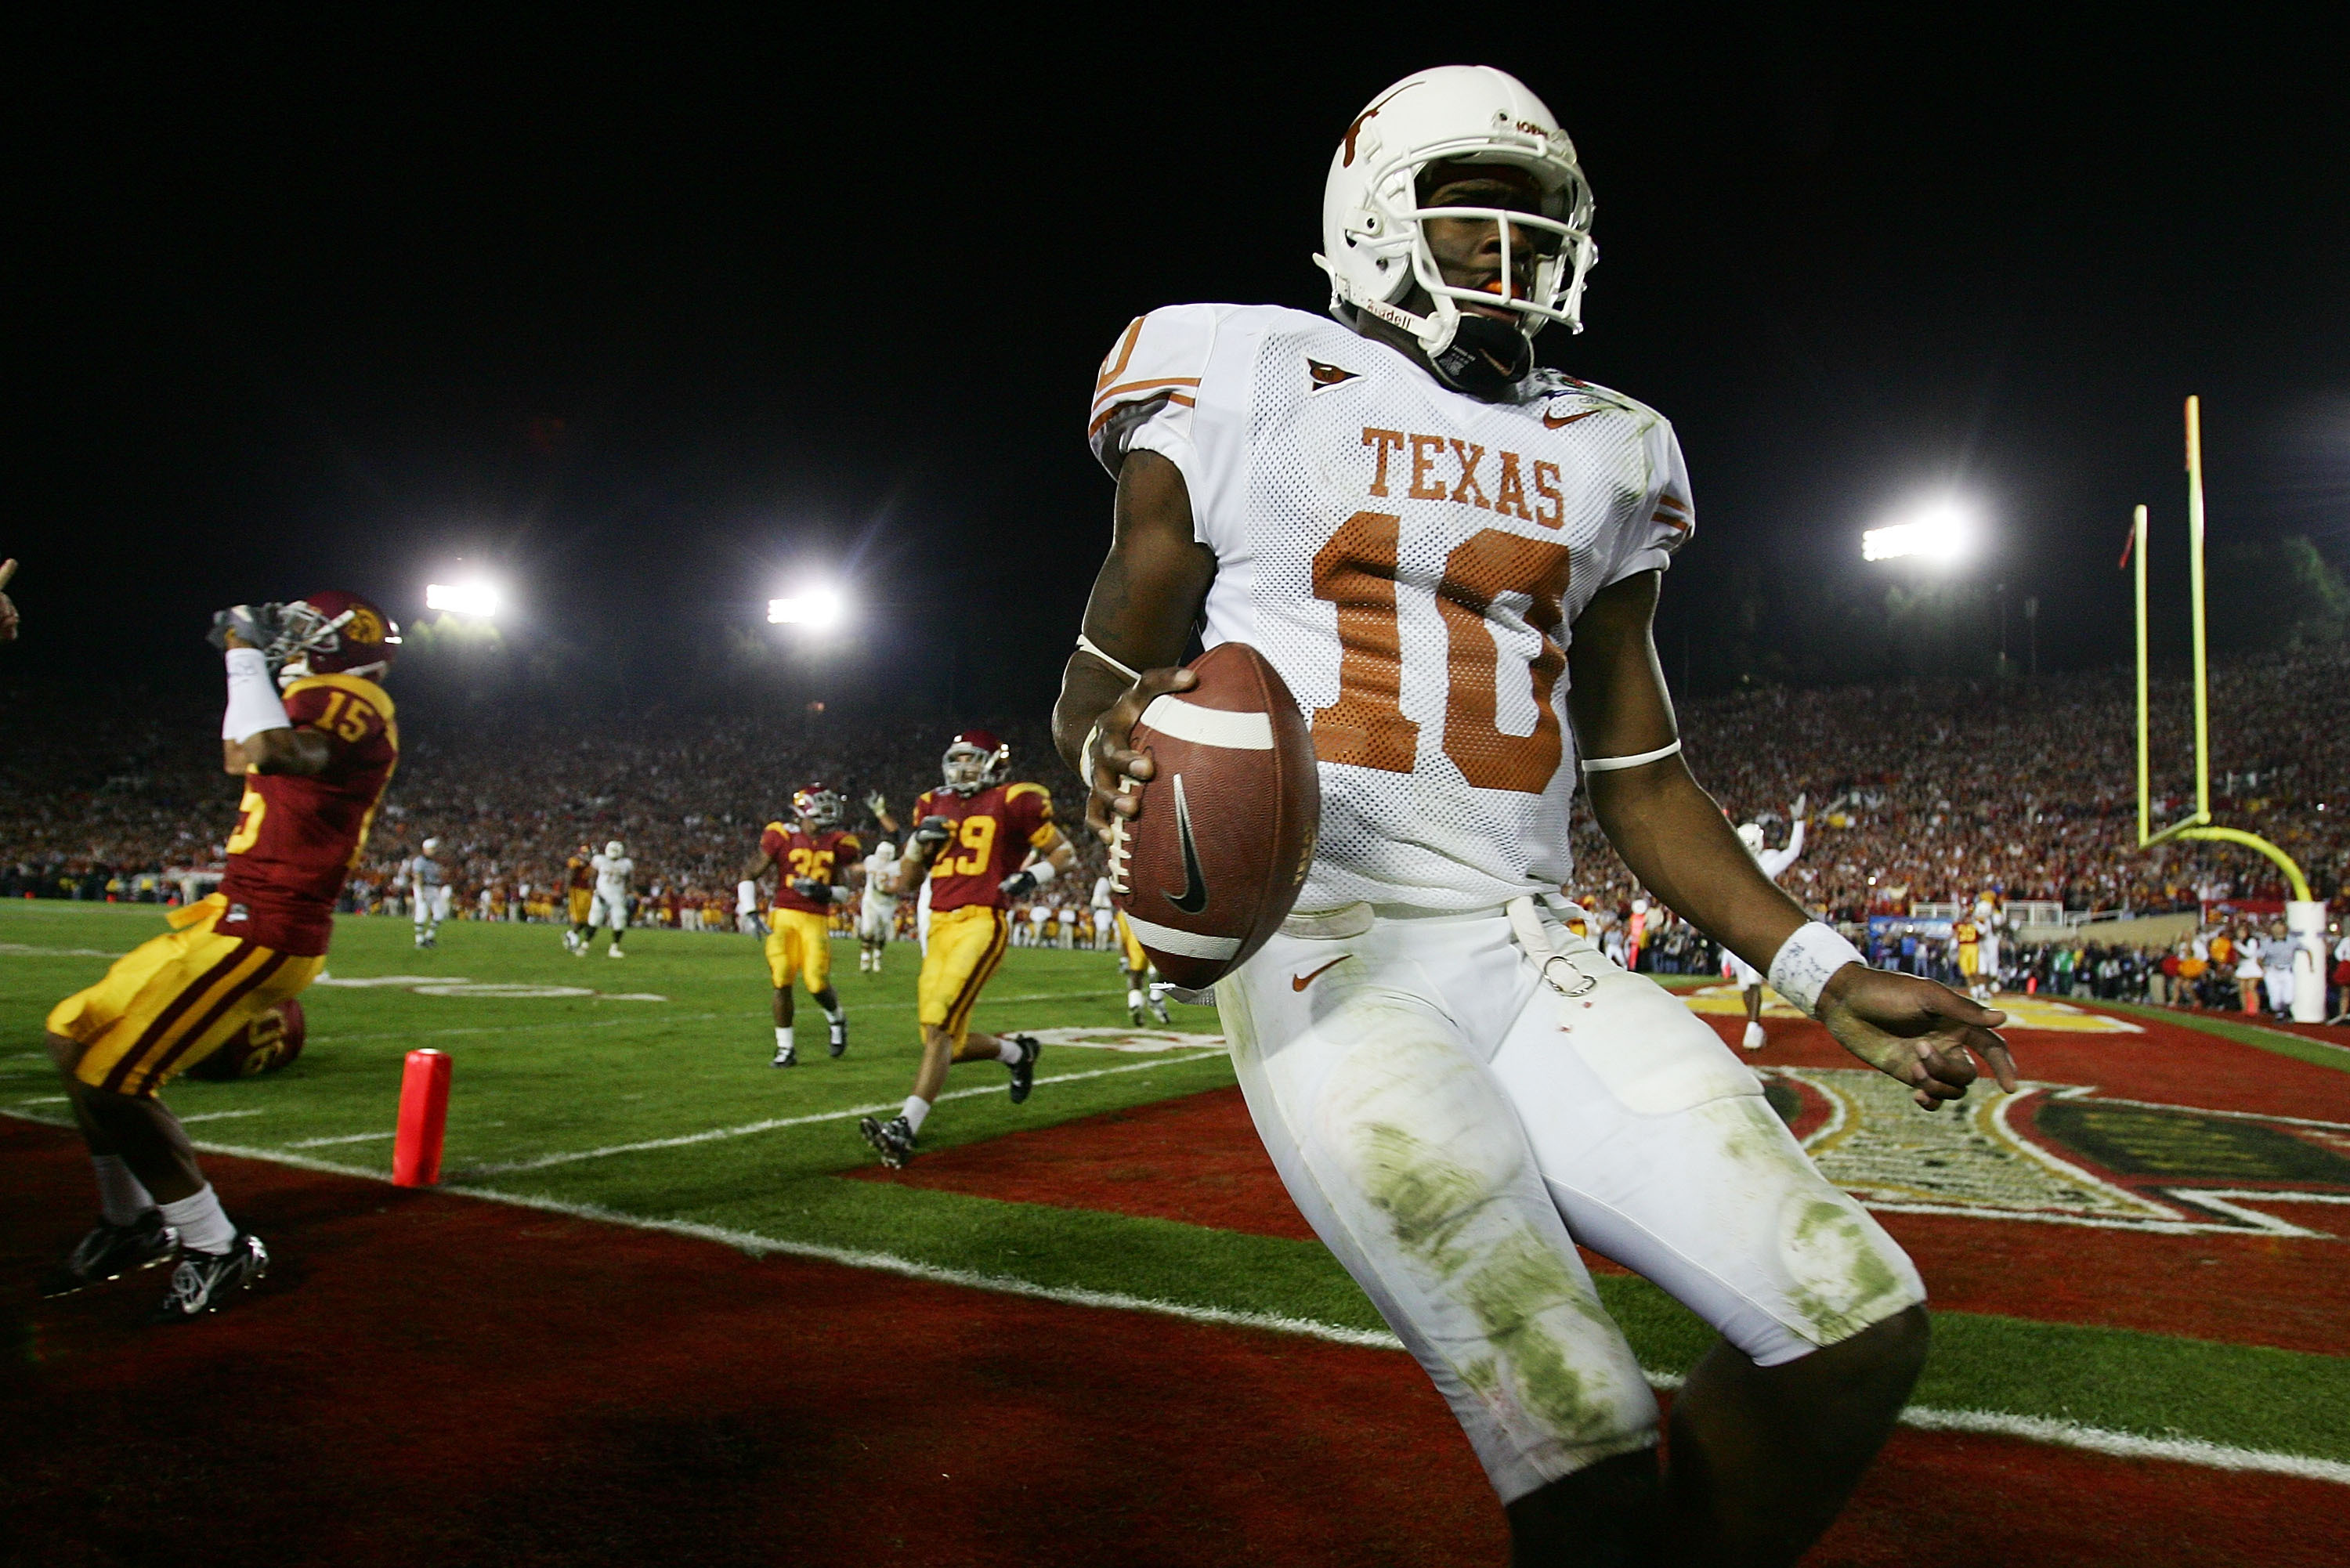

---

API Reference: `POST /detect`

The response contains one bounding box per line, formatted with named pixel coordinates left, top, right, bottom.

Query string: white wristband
left=222, top=647, right=291, bottom=743
left=1079, top=721, right=1104, bottom=789
left=1766, top=922, right=1867, bottom=1018
left=1025, top=858, right=1058, bottom=888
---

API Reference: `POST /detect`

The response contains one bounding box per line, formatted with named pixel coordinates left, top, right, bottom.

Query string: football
left=1111, top=641, right=1319, bottom=989
left=187, top=997, right=307, bottom=1081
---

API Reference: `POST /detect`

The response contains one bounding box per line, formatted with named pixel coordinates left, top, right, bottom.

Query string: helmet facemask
left=794, top=786, right=844, bottom=830
left=941, top=734, right=1007, bottom=796
left=1315, top=69, right=1598, bottom=395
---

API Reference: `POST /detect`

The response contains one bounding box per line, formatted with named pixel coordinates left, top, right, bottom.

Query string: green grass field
left=8, top=901, right=2349, bottom=1475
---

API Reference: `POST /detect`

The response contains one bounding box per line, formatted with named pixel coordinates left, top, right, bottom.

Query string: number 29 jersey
left=1089, top=304, right=1695, bottom=914
left=909, top=782, right=1055, bottom=914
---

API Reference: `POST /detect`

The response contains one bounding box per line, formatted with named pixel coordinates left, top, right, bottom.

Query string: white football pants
left=588, top=890, right=627, bottom=930
left=1217, top=901, right=1923, bottom=1505
left=859, top=900, right=897, bottom=944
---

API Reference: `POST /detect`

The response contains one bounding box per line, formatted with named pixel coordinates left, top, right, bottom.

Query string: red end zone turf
left=9, top=1118, right=2347, bottom=1568
left=862, top=1011, right=2350, bottom=1356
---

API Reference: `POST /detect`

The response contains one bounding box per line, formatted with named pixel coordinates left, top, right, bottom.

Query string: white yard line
left=280, top=1130, right=401, bottom=1148
left=459, top=1051, right=1226, bottom=1175
left=175, top=1108, right=269, bottom=1124
left=2, top=1103, right=2341, bottom=1484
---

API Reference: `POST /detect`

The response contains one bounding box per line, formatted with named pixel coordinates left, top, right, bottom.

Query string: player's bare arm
left=0, top=557, right=20, bottom=641
left=1050, top=449, right=1214, bottom=837
left=1567, top=569, right=2017, bottom=1109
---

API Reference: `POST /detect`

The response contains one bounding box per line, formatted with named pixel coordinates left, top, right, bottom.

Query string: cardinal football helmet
left=273, top=590, right=401, bottom=688
left=793, top=782, right=844, bottom=829
left=1315, top=66, right=1596, bottom=378
left=942, top=730, right=1009, bottom=796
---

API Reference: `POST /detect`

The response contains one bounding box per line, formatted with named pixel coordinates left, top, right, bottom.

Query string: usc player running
left=858, top=731, right=1077, bottom=1167
left=743, top=783, right=860, bottom=1066
left=42, top=592, right=401, bottom=1321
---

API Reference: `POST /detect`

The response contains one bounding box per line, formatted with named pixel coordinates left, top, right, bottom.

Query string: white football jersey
left=407, top=854, right=443, bottom=889
left=1755, top=819, right=1806, bottom=883
left=591, top=853, right=633, bottom=891
left=1090, top=305, right=1693, bottom=912
left=862, top=848, right=901, bottom=908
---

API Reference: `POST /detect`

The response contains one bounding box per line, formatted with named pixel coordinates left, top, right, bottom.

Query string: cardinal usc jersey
left=763, top=824, right=863, bottom=916
left=566, top=854, right=594, bottom=891
left=216, top=674, right=400, bottom=956
left=1090, top=305, right=1694, bottom=912
left=911, top=782, right=1054, bottom=913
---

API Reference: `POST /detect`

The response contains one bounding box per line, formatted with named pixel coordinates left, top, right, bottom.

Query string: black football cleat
left=151, top=1231, right=269, bottom=1323
left=1129, top=1001, right=1147, bottom=1026
left=772, top=1042, right=797, bottom=1068
left=859, top=1115, right=915, bottom=1169
left=1007, top=1035, right=1041, bottom=1105
left=828, top=1015, right=848, bottom=1058
left=39, top=1211, right=179, bottom=1299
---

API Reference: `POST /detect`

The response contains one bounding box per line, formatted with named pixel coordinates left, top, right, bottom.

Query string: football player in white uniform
left=857, top=839, right=902, bottom=973
left=1054, top=66, right=2016, bottom=1567
left=404, top=838, right=450, bottom=949
left=1730, top=798, right=1808, bottom=1049
left=587, top=840, right=634, bottom=958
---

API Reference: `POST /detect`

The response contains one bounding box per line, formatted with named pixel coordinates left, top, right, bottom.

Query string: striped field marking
left=6, top=1101, right=2345, bottom=1487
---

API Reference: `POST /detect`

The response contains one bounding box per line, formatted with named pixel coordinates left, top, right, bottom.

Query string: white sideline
left=457, top=1050, right=1227, bottom=1175
left=9, top=1104, right=2348, bottom=1487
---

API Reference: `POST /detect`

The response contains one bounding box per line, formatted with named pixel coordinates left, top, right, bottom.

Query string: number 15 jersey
left=1089, top=304, right=1694, bottom=913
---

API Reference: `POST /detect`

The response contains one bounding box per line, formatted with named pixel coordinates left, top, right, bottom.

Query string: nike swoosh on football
left=1291, top=956, right=1347, bottom=992
left=1166, top=774, right=1208, bottom=914
left=1543, top=407, right=1600, bottom=429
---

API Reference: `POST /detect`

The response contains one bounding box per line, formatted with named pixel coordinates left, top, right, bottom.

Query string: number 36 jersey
left=1089, top=304, right=1694, bottom=913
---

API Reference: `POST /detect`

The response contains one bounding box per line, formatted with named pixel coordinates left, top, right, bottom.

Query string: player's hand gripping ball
left=186, top=998, right=307, bottom=1081
left=1092, top=641, right=1318, bottom=990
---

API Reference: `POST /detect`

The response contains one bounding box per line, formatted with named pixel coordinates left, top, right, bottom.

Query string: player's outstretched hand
left=1817, top=964, right=2017, bottom=1112
left=1790, top=791, right=1808, bottom=822
left=1083, top=665, right=1198, bottom=844
left=863, top=790, right=888, bottom=818
left=208, top=603, right=284, bottom=653
left=0, top=558, right=19, bottom=642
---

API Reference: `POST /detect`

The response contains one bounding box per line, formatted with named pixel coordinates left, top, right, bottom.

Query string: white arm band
left=1024, top=858, right=1058, bottom=888
left=221, top=647, right=291, bottom=742
left=1075, top=634, right=1142, bottom=684
left=1079, top=721, right=1104, bottom=790
left=1766, top=922, right=1867, bottom=1018
left=1579, top=739, right=1682, bottom=774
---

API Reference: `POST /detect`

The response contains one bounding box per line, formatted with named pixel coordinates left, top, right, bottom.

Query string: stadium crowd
left=8, top=649, right=2345, bottom=1011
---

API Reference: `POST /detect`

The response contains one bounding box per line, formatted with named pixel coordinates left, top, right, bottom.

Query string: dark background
left=6, top=9, right=2345, bottom=718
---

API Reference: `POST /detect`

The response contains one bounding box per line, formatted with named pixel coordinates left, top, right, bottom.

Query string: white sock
left=820, top=997, right=844, bottom=1023
left=158, top=1183, right=236, bottom=1254
left=775, top=1026, right=794, bottom=1054
left=901, top=1096, right=931, bottom=1134
left=1127, top=988, right=1144, bottom=1009
left=92, top=1154, right=154, bottom=1226
left=997, top=1038, right=1025, bottom=1065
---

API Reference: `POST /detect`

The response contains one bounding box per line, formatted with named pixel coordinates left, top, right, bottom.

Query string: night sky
left=9, top=12, right=2346, bottom=711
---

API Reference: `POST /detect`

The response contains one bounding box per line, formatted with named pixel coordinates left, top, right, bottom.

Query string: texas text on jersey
left=762, top=823, right=864, bottom=915
left=1089, top=305, right=1691, bottom=912
left=909, top=783, right=1055, bottom=912
left=216, top=674, right=400, bottom=955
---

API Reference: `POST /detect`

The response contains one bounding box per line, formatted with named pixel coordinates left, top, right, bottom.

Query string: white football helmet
left=606, top=840, right=624, bottom=858
left=1736, top=822, right=1766, bottom=857
left=421, top=837, right=440, bottom=854
left=1316, top=66, right=1596, bottom=377
left=870, top=838, right=899, bottom=862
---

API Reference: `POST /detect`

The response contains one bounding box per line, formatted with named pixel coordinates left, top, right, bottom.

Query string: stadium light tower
left=768, top=584, right=846, bottom=629
left=425, top=580, right=501, bottom=618
left=1862, top=500, right=1976, bottom=563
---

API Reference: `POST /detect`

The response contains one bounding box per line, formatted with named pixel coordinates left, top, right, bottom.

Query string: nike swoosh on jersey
left=1542, top=406, right=1600, bottom=429
left=1291, top=956, right=1347, bottom=992
left=1167, top=775, right=1208, bottom=914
